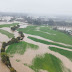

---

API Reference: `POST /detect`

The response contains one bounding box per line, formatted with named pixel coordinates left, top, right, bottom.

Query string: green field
left=17, top=26, right=72, bottom=45
left=49, top=47, right=72, bottom=61
left=6, top=41, right=38, bottom=55
left=0, top=23, right=19, bottom=28
left=28, top=36, right=72, bottom=49
left=28, top=53, right=64, bottom=72
left=0, top=29, right=14, bottom=38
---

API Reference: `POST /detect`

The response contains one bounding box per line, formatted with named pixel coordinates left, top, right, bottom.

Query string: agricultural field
left=0, top=29, right=14, bottom=38
left=18, top=26, right=72, bottom=45
left=28, top=36, right=72, bottom=49
left=0, top=23, right=19, bottom=28
left=49, top=47, right=72, bottom=61
left=6, top=41, right=38, bottom=55
left=0, top=25, right=72, bottom=72
left=28, top=53, right=69, bottom=72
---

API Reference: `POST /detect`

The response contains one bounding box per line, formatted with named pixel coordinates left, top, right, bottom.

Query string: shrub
left=11, top=25, right=20, bottom=31
left=1, top=48, right=5, bottom=52
left=5, top=61, right=11, bottom=67
left=11, top=27, right=16, bottom=31
left=20, top=37, right=24, bottom=40
left=2, top=42, right=7, bottom=48
left=10, top=67, right=16, bottom=72
left=18, top=31, right=24, bottom=40
left=11, top=38, right=19, bottom=43
left=1, top=52, right=8, bottom=63
left=7, top=40, right=12, bottom=45
left=17, top=37, right=21, bottom=40
left=1, top=52, right=11, bottom=67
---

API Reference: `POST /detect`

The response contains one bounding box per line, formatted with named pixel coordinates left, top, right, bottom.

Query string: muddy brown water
left=0, top=29, right=72, bottom=72
left=9, top=34, right=72, bottom=72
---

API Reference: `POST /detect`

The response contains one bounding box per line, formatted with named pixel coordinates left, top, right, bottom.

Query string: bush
left=18, top=31, right=24, bottom=40
left=11, top=25, right=20, bottom=31
left=5, top=61, right=11, bottom=67
left=11, top=27, right=16, bottom=31
left=10, top=67, right=16, bottom=72
left=2, top=42, right=7, bottom=48
left=1, top=48, right=5, bottom=52
left=1, top=52, right=11, bottom=67
left=1, top=52, right=8, bottom=63
left=17, top=37, right=21, bottom=40
left=20, top=37, right=24, bottom=40
left=11, top=38, right=19, bottom=43
left=7, top=40, right=12, bottom=45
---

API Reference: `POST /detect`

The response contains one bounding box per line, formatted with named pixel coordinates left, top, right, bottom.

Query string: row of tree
left=25, top=17, right=72, bottom=27
left=1, top=24, right=24, bottom=72
left=1, top=41, right=17, bottom=72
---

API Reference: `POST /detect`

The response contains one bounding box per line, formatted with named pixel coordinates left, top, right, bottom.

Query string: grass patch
left=0, top=29, right=14, bottom=38
left=28, top=36, right=72, bottom=49
left=0, top=23, right=19, bottom=28
left=17, top=25, right=72, bottom=45
left=6, top=41, right=38, bottom=55
left=29, top=53, right=63, bottom=72
left=49, top=47, right=72, bottom=61
left=16, top=59, right=20, bottom=62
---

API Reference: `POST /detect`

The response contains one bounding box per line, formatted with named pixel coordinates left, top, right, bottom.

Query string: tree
left=18, top=31, right=25, bottom=38
left=1, top=48, right=5, bottom=52
left=7, top=41, right=12, bottom=45
left=1, top=52, right=11, bottom=67
left=17, top=37, right=21, bottom=40
left=2, top=42, right=7, bottom=48
left=11, top=38, right=19, bottom=43
left=48, top=19, right=55, bottom=26
left=10, top=67, right=16, bottom=72
left=11, top=27, right=16, bottom=31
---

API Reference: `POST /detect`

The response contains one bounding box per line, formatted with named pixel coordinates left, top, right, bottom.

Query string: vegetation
left=0, top=29, right=14, bottom=38
left=16, top=59, right=20, bottom=62
left=0, top=23, right=19, bottom=28
left=11, top=25, right=20, bottom=31
left=25, top=16, right=72, bottom=27
left=6, top=41, right=38, bottom=55
left=1, top=52, right=11, bottom=68
left=7, top=37, right=20, bottom=45
left=9, top=67, right=16, bottom=72
left=2, top=42, right=7, bottom=48
left=49, top=47, right=72, bottom=61
left=17, top=26, right=72, bottom=45
left=29, top=53, right=63, bottom=72
left=18, top=31, right=25, bottom=40
left=28, top=36, right=72, bottom=49
left=1, top=48, right=5, bottom=52
left=0, top=24, right=21, bottom=72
